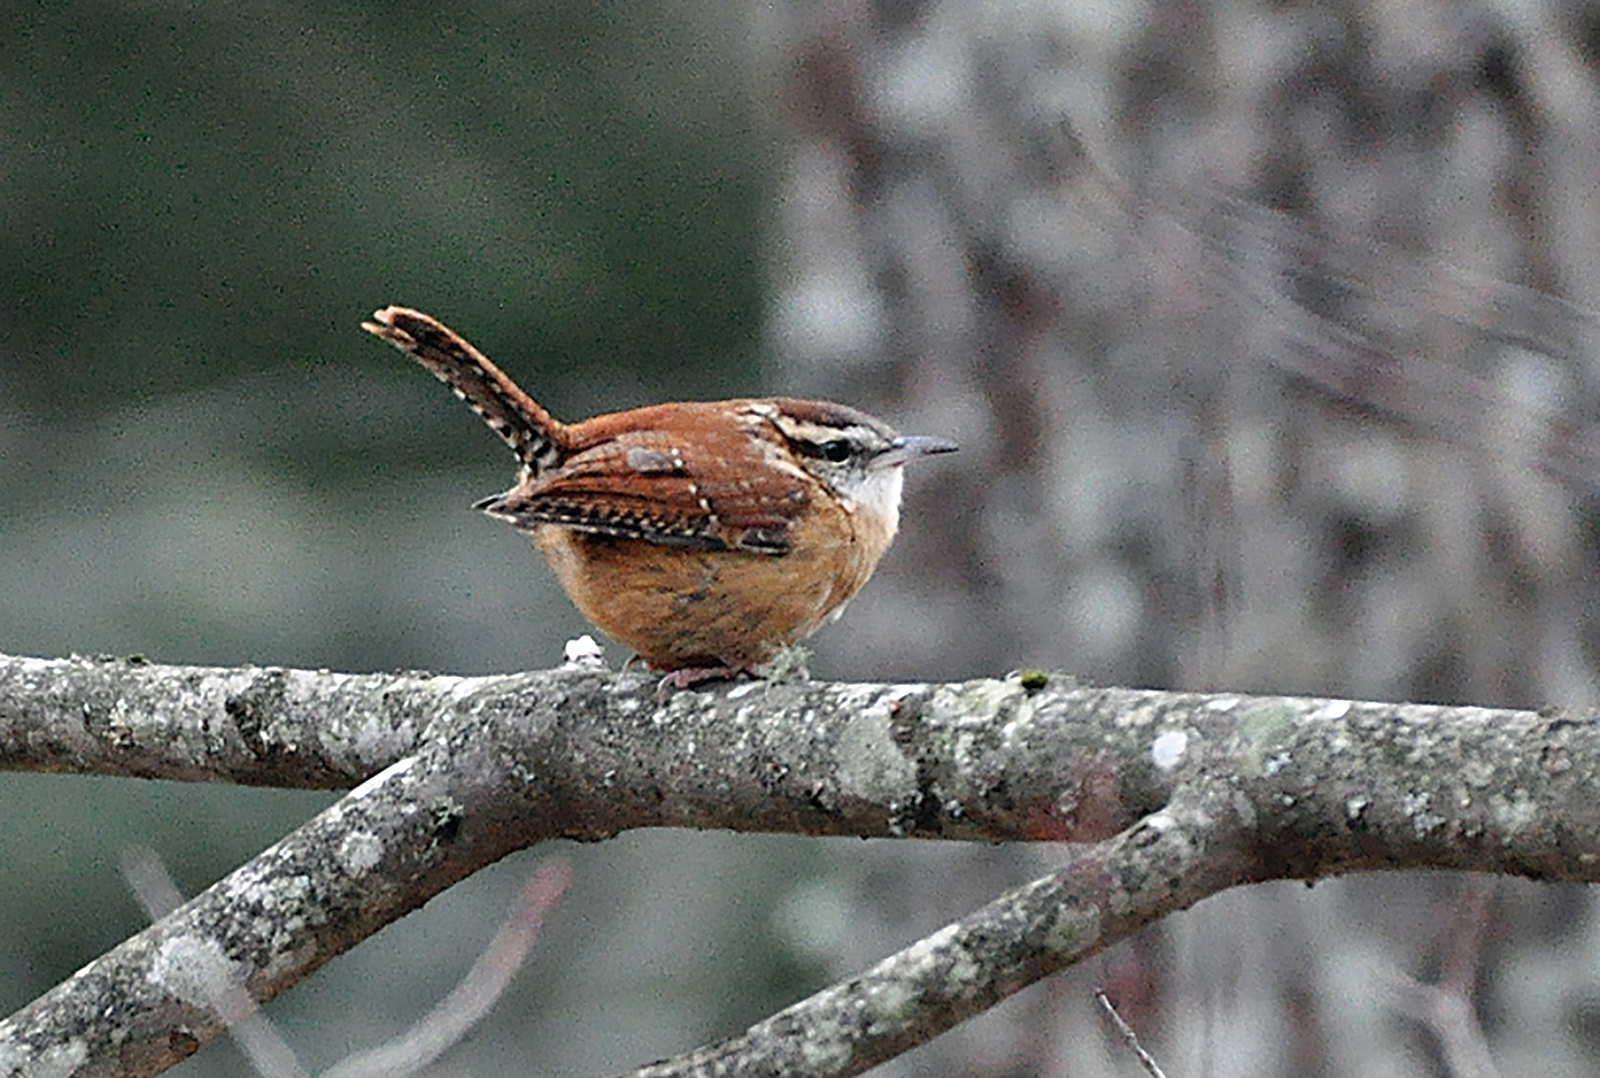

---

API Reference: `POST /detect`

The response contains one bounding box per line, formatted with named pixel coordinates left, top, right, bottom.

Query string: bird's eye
left=819, top=439, right=853, bottom=462
left=788, top=431, right=860, bottom=464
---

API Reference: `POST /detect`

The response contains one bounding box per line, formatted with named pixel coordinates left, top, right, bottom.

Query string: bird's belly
left=534, top=527, right=874, bottom=669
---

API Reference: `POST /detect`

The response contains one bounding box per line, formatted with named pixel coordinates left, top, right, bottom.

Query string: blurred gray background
left=8, top=2, right=1600, bottom=1075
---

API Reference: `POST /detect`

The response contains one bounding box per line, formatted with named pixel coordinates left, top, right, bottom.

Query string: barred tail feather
left=363, top=306, right=565, bottom=474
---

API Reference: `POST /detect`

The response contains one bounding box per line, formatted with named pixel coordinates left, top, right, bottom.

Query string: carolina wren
left=364, top=306, right=955, bottom=687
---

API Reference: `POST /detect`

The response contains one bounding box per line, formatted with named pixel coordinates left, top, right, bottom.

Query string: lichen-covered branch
left=0, top=654, right=430, bottom=787
left=2, top=652, right=1598, bottom=1077
left=620, top=786, right=1241, bottom=1078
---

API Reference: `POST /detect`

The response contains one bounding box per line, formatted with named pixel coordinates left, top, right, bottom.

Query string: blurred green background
left=2, top=4, right=825, bottom=1075
left=3, top=1, right=772, bottom=672
left=6, top=3, right=765, bottom=417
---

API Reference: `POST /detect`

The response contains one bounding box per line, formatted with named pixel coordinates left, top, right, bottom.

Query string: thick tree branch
left=0, top=655, right=425, bottom=787
left=1, top=652, right=1597, bottom=1077
left=620, top=786, right=1239, bottom=1078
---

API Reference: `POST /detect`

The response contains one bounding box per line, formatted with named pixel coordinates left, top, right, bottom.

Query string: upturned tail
left=363, top=306, right=565, bottom=474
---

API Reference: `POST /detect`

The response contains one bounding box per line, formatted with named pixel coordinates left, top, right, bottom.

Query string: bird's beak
left=879, top=434, right=959, bottom=468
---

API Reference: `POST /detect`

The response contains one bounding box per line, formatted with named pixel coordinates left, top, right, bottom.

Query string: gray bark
left=2, top=653, right=1596, bottom=1077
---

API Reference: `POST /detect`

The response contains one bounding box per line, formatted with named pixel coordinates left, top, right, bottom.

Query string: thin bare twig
left=1094, top=989, right=1172, bottom=1078
left=121, top=846, right=310, bottom=1078
left=320, top=858, right=572, bottom=1078
left=1371, top=881, right=1502, bottom=1078
left=122, top=846, right=571, bottom=1078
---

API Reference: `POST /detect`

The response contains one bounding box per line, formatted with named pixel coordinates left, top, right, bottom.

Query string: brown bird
left=364, top=306, right=955, bottom=688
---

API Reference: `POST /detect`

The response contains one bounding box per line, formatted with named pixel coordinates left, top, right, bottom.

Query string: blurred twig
left=122, top=846, right=570, bottom=1078
left=1372, top=881, right=1502, bottom=1078
left=1095, top=989, right=1172, bottom=1078
left=320, top=858, right=572, bottom=1078
left=122, top=846, right=311, bottom=1078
